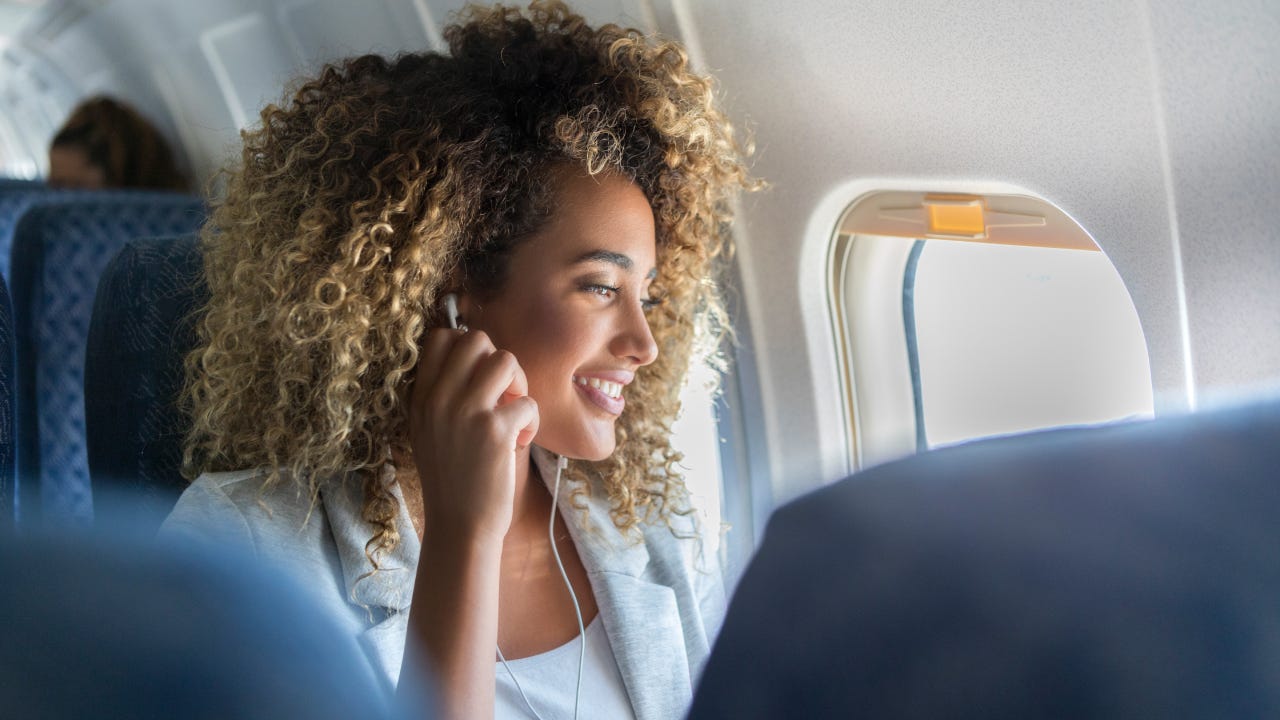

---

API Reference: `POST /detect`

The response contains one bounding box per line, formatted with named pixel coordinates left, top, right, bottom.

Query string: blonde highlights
left=183, top=1, right=756, bottom=561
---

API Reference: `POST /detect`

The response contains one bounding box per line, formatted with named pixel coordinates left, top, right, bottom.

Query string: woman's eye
left=641, top=296, right=663, bottom=313
left=584, top=284, right=619, bottom=299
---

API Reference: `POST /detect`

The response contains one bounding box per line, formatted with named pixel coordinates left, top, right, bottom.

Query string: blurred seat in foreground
left=690, top=400, right=1280, bottom=719
left=0, top=518, right=433, bottom=718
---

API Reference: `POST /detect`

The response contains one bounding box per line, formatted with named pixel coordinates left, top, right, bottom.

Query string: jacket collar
left=321, top=447, right=692, bottom=720
left=321, top=464, right=420, bottom=613
left=533, top=447, right=693, bottom=720
left=320, top=446, right=656, bottom=610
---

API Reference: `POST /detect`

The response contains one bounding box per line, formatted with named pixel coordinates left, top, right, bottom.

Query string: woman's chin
left=537, top=431, right=616, bottom=463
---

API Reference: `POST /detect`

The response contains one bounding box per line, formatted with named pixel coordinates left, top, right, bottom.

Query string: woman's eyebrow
left=571, top=249, right=658, bottom=279
left=572, top=249, right=633, bottom=269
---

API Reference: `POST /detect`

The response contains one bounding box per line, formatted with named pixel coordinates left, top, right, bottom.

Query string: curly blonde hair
left=183, top=1, right=756, bottom=563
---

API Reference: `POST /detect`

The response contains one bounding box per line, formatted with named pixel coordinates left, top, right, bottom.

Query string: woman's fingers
left=493, top=395, right=540, bottom=450
left=469, top=350, right=530, bottom=409
left=412, top=328, right=534, bottom=446
left=464, top=348, right=538, bottom=447
left=412, top=327, right=461, bottom=408
left=427, top=329, right=496, bottom=409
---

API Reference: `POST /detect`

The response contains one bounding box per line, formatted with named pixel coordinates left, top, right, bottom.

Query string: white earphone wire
left=494, top=454, right=585, bottom=720
left=549, top=454, right=586, bottom=720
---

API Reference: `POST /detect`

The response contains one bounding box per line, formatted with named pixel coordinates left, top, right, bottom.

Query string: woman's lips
left=574, top=380, right=625, bottom=415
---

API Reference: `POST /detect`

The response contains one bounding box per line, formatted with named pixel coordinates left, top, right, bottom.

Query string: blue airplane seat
left=0, top=523, right=429, bottom=718
left=85, top=236, right=205, bottom=534
left=689, top=401, right=1280, bottom=719
left=9, top=195, right=204, bottom=524
left=0, top=181, right=50, bottom=281
left=0, top=272, right=15, bottom=528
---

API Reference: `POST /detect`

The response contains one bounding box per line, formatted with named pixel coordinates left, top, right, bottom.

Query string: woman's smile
left=571, top=371, right=635, bottom=415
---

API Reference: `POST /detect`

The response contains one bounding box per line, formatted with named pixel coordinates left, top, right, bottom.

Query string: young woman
left=161, top=3, right=755, bottom=718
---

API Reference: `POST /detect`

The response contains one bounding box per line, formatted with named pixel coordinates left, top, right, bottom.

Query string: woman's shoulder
left=159, top=468, right=327, bottom=555
left=630, top=504, right=722, bottom=585
left=635, top=506, right=728, bottom=648
left=182, top=468, right=269, bottom=497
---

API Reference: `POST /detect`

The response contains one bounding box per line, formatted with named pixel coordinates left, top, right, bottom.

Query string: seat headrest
left=85, top=235, right=205, bottom=533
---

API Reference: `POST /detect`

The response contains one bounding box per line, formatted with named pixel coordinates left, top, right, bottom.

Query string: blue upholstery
left=1, top=185, right=192, bottom=282
left=0, top=524, right=427, bottom=718
left=0, top=179, right=42, bottom=195
left=10, top=196, right=204, bottom=524
left=690, top=402, right=1280, bottom=718
left=0, top=272, right=15, bottom=528
left=0, top=181, right=50, bottom=281
left=85, top=236, right=205, bottom=534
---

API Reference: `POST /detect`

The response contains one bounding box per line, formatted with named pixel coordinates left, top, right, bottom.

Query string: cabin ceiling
left=0, top=0, right=47, bottom=39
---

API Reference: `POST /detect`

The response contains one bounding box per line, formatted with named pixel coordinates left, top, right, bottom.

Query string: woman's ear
left=457, top=290, right=488, bottom=329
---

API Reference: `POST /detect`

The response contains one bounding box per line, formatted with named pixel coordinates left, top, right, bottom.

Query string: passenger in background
left=161, top=2, right=754, bottom=719
left=46, top=95, right=189, bottom=191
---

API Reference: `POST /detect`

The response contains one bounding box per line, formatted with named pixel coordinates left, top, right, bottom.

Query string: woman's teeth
left=574, top=376, right=623, bottom=398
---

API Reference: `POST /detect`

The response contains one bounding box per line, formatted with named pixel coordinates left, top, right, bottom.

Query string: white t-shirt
left=496, top=616, right=635, bottom=720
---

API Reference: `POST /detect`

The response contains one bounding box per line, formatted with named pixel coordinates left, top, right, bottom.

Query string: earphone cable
left=494, top=454, right=585, bottom=720
left=550, top=454, right=586, bottom=720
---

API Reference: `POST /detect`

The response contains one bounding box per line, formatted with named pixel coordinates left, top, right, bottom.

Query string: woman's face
left=48, top=145, right=106, bottom=190
left=466, top=170, right=660, bottom=461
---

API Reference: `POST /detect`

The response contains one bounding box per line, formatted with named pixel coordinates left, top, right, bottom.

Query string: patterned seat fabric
left=0, top=272, right=14, bottom=528
left=0, top=181, right=50, bottom=281
left=85, top=236, right=205, bottom=534
left=11, top=196, right=205, bottom=524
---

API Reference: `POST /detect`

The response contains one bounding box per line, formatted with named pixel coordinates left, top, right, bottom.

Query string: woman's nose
left=611, top=301, right=659, bottom=366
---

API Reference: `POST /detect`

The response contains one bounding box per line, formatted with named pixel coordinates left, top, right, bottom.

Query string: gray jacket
left=160, top=446, right=724, bottom=720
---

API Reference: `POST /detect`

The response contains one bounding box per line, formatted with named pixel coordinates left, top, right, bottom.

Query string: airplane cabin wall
left=681, top=0, right=1280, bottom=503
left=4, top=0, right=1277, bottom=509
left=1145, top=0, right=1280, bottom=403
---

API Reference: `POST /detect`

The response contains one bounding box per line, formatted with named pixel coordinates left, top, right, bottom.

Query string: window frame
left=829, top=187, right=1153, bottom=471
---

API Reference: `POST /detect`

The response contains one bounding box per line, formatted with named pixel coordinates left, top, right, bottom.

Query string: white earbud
left=442, top=293, right=460, bottom=330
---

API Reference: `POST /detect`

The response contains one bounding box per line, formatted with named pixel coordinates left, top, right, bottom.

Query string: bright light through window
left=913, top=240, right=1154, bottom=447
left=671, top=359, right=723, bottom=553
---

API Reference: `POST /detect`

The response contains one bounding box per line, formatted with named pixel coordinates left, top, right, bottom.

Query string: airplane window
left=831, top=191, right=1154, bottom=468
left=912, top=239, right=1154, bottom=446
left=670, top=357, right=724, bottom=561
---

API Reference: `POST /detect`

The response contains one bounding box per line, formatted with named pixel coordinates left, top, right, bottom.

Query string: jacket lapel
left=318, top=450, right=695, bottom=715
left=533, top=447, right=692, bottom=720
left=320, top=469, right=418, bottom=682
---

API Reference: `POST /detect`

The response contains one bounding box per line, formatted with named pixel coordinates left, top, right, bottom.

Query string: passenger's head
left=459, top=167, right=659, bottom=462
left=184, top=1, right=755, bottom=547
left=48, top=95, right=188, bottom=191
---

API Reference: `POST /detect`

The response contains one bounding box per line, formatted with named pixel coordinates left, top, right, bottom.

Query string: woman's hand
left=406, top=327, right=540, bottom=546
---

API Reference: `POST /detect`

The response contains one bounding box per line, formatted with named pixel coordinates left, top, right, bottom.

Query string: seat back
left=690, top=401, right=1280, bottom=718
left=0, top=525, right=423, bottom=718
left=10, top=196, right=204, bottom=523
left=85, top=236, right=205, bottom=533
left=0, top=181, right=51, bottom=281
left=0, top=272, right=14, bottom=528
